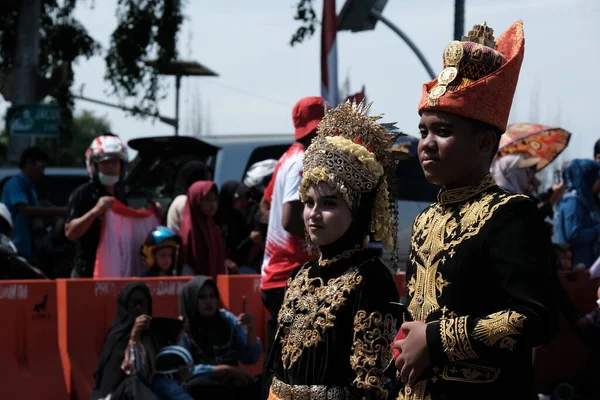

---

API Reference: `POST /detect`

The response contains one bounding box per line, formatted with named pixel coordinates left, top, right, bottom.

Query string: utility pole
left=7, top=0, right=41, bottom=164
left=454, top=0, right=465, bottom=41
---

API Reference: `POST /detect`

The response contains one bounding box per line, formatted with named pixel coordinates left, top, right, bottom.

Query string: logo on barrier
left=32, top=294, right=51, bottom=320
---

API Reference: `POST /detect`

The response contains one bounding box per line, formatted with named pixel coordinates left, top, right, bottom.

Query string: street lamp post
left=338, top=0, right=436, bottom=80
left=144, top=60, right=219, bottom=136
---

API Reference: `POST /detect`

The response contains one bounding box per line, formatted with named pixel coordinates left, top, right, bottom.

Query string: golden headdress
left=299, top=100, right=400, bottom=250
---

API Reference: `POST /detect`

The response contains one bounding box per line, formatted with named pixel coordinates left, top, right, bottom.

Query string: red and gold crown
left=418, top=20, right=525, bottom=132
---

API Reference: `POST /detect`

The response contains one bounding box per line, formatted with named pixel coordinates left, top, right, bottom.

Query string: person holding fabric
left=265, top=101, right=400, bottom=400
left=65, top=135, right=129, bottom=278
left=167, top=161, right=210, bottom=234
left=215, top=181, right=263, bottom=274
left=92, top=282, right=153, bottom=400
left=391, top=21, right=558, bottom=400
left=491, top=153, right=541, bottom=195
left=178, top=276, right=261, bottom=400
left=179, top=181, right=231, bottom=277
left=554, top=159, right=600, bottom=269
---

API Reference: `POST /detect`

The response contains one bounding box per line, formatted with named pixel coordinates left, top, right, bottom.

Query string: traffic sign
left=6, top=104, right=60, bottom=137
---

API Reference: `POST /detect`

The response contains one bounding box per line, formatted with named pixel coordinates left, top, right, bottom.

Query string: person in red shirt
left=259, top=96, right=327, bottom=396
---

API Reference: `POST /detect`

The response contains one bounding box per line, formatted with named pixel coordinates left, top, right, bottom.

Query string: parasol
left=498, top=123, right=571, bottom=171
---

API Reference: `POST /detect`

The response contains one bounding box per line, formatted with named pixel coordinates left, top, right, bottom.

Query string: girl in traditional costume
left=265, top=101, right=401, bottom=400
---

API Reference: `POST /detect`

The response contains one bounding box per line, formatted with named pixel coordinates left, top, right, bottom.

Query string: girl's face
left=303, top=182, right=353, bottom=246
left=197, top=284, right=218, bottom=317
left=200, top=189, right=218, bottom=217
left=127, top=288, right=150, bottom=316
left=154, top=247, right=174, bottom=273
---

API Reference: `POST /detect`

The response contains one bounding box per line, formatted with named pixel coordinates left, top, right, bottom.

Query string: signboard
left=6, top=104, right=59, bottom=137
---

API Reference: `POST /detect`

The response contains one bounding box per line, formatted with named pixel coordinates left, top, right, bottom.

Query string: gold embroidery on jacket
left=277, top=266, right=363, bottom=369
left=473, top=310, right=526, bottom=350
left=439, top=316, right=478, bottom=361
left=437, top=174, right=496, bottom=205
left=351, top=311, right=396, bottom=399
left=396, top=380, right=431, bottom=400
left=407, top=189, right=526, bottom=322
left=441, top=362, right=500, bottom=383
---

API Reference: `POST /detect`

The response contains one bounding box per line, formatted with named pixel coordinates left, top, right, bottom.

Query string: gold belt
left=270, top=377, right=350, bottom=400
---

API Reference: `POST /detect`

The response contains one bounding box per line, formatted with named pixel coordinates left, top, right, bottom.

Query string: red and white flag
left=321, top=0, right=339, bottom=107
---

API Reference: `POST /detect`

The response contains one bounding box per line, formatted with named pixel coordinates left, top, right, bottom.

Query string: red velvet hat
left=418, top=20, right=525, bottom=132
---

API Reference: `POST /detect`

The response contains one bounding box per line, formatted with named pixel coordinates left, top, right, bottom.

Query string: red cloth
left=391, top=328, right=406, bottom=360
left=94, top=200, right=159, bottom=278
left=180, top=181, right=226, bottom=278
left=418, top=20, right=524, bottom=132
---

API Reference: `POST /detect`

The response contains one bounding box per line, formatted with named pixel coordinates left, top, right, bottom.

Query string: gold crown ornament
left=300, top=100, right=402, bottom=250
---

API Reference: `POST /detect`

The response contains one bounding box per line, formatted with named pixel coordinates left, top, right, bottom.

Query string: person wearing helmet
left=1, top=146, right=67, bottom=260
left=151, top=346, right=195, bottom=400
left=140, top=226, right=193, bottom=277
left=65, top=135, right=129, bottom=278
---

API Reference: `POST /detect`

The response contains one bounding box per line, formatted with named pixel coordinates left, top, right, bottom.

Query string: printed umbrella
left=498, top=123, right=571, bottom=171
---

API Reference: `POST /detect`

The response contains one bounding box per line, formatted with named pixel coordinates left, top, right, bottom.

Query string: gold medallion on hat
left=438, top=67, right=458, bottom=86
left=429, top=85, right=447, bottom=101
left=443, top=41, right=464, bottom=67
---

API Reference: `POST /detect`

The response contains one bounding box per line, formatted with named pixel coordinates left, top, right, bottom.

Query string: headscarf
left=179, top=181, right=226, bottom=277
left=562, top=159, right=600, bottom=222
left=179, top=276, right=233, bottom=364
left=92, top=282, right=152, bottom=399
left=491, top=154, right=532, bottom=194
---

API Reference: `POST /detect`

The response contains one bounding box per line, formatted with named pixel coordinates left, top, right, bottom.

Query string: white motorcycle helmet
left=88, top=135, right=128, bottom=185
left=243, top=159, right=277, bottom=188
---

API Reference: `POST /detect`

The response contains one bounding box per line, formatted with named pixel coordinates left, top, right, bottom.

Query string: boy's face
left=154, top=247, right=174, bottom=272
left=418, top=111, right=495, bottom=188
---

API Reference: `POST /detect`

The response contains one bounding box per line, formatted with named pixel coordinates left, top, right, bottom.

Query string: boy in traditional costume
left=392, top=21, right=558, bottom=400
left=265, top=101, right=401, bottom=399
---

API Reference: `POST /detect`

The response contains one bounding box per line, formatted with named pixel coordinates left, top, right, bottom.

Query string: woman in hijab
left=179, top=276, right=261, bottom=400
left=491, top=153, right=541, bottom=195
left=215, top=181, right=263, bottom=274
left=92, top=282, right=153, bottom=400
left=555, top=159, right=600, bottom=268
left=167, top=161, right=210, bottom=234
left=179, top=181, right=227, bottom=277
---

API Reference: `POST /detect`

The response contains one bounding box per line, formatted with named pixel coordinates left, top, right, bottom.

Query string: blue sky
left=8, top=0, right=600, bottom=165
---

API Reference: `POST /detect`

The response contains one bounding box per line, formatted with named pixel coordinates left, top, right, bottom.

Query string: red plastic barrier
left=217, top=274, right=267, bottom=376
left=0, top=281, right=68, bottom=399
left=58, top=277, right=190, bottom=400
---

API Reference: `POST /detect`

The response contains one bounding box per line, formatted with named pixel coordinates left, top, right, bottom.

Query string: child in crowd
left=141, top=226, right=194, bottom=277
left=152, top=346, right=195, bottom=400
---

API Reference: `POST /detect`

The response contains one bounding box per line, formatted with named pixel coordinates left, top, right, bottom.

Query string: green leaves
left=290, top=0, right=318, bottom=46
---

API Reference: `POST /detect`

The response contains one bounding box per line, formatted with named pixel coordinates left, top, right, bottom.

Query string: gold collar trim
left=437, top=174, right=496, bottom=205
left=318, top=245, right=367, bottom=267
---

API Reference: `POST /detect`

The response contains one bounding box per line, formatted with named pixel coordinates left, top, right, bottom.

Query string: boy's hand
left=394, top=321, right=431, bottom=387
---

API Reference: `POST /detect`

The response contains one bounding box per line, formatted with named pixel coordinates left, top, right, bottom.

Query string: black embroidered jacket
left=396, top=175, right=558, bottom=400
left=266, top=252, right=399, bottom=399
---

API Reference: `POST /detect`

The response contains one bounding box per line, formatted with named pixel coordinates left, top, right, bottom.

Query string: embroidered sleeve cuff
left=429, top=317, right=478, bottom=363
left=425, top=320, right=447, bottom=364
